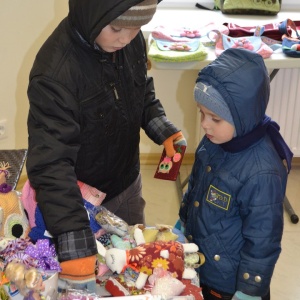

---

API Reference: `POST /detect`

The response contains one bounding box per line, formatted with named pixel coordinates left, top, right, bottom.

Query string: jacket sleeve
left=27, top=76, right=97, bottom=261
left=236, top=172, right=284, bottom=296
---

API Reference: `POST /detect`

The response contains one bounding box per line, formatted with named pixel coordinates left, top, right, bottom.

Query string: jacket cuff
left=145, top=116, right=179, bottom=145
left=57, top=228, right=98, bottom=262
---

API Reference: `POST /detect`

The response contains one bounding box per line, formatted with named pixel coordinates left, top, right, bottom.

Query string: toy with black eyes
left=0, top=161, right=30, bottom=239
left=158, top=148, right=183, bottom=174
left=154, top=145, right=186, bottom=181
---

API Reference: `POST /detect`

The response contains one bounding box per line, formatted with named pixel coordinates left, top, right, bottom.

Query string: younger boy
left=179, top=48, right=293, bottom=300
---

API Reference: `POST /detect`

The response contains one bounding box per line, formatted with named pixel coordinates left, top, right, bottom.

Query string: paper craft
left=154, top=145, right=186, bottom=181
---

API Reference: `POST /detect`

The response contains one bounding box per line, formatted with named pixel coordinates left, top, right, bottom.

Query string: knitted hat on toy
left=111, top=0, right=157, bottom=28
left=194, top=81, right=234, bottom=127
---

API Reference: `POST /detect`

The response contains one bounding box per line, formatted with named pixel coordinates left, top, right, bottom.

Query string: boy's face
left=95, top=25, right=141, bottom=52
left=198, top=104, right=235, bottom=144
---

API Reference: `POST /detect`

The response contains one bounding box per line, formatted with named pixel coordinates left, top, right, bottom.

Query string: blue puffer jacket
left=179, top=49, right=288, bottom=297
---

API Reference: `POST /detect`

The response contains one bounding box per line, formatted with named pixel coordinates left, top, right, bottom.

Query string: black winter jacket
left=26, top=0, right=177, bottom=261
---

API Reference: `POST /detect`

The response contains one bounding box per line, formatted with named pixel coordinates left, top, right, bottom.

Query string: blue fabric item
left=221, top=115, right=293, bottom=172
left=173, top=227, right=186, bottom=243
left=278, top=19, right=300, bottom=57
left=194, top=81, right=235, bottom=127
left=232, top=291, right=261, bottom=300
left=29, top=205, right=52, bottom=242
left=83, top=199, right=102, bottom=233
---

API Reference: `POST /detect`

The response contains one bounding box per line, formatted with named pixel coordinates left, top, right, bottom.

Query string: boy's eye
left=212, top=118, right=221, bottom=122
left=111, top=26, right=121, bottom=32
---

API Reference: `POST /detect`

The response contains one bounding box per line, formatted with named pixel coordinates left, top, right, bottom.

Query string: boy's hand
left=163, top=131, right=186, bottom=157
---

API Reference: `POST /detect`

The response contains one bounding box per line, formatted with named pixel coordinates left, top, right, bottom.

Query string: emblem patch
left=206, top=185, right=231, bottom=210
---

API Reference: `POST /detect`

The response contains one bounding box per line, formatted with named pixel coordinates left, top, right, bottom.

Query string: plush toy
left=130, top=224, right=179, bottom=243
left=0, top=162, right=29, bottom=239
left=97, top=228, right=204, bottom=290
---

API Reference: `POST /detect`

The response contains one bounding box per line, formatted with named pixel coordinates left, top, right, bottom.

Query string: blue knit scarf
left=221, top=115, right=293, bottom=172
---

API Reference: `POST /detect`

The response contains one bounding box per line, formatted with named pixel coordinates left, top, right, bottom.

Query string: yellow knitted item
left=0, top=190, right=30, bottom=239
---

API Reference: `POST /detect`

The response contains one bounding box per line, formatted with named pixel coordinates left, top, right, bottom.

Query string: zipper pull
left=110, top=83, right=119, bottom=100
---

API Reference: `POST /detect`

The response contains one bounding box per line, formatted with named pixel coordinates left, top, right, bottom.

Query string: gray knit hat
left=194, top=81, right=234, bottom=127
left=111, top=0, right=157, bottom=28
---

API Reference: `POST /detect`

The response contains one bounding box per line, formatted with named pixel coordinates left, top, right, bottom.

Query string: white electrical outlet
left=0, top=119, right=8, bottom=140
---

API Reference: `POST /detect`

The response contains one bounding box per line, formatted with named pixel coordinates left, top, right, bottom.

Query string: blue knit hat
left=194, top=81, right=234, bottom=127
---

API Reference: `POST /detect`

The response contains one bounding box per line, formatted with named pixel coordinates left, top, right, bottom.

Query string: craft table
left=142, top=8, right=300, bottom=223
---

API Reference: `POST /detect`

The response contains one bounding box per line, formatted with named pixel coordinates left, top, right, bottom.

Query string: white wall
left=0, top=0, right=69, bottom=150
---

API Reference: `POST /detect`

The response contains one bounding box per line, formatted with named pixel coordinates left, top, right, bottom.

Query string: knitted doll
left=0, top=162, right=29, bottom=239
left=5, top=261, right=45, bottom=300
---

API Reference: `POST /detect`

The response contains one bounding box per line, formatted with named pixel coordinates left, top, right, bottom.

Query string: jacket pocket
left=197, top=233, right=237, bottom=280
left=80, top=89, right=128, bottom=143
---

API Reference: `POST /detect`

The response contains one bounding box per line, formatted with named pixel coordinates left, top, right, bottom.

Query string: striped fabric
left=111, top=0, right=157, bottom=28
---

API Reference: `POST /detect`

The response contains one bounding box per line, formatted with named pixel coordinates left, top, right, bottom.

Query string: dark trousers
left=201, top=284, right=271, bottom=300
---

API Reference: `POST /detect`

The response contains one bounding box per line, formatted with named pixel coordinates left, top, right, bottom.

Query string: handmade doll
left=97, top=228, right=205, bottom=290
left=4, top=261, right=45, bottom=300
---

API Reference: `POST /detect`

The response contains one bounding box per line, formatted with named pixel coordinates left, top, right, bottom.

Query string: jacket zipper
left=110, top=52, right=120, bottom=101
left=110, top=82, right=119, bottom=100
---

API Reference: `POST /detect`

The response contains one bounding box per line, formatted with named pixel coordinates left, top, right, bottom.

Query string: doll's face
left=158, top=158, right=172, bottom=174
left=198, top=104, right=235, bottom=144
left=35, top=276, right=45, bottom=292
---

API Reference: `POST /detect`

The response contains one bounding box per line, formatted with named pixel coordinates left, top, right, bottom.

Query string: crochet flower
left=25, top=239, right=61, bottom=271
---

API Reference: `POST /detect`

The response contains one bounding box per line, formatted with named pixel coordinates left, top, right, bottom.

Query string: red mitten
left=59, top=255, right=97, bottom=292
left=162, top=131, right=186, bottom=157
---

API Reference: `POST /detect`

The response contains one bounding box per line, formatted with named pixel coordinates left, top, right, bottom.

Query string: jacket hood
left=68, top=0, right=161, bottom=45
left=197, top=48, right=270, bottom=137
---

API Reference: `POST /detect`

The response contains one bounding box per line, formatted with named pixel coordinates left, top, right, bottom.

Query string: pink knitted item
left=77, top=181, right=106, bottom=206
left=21, top=180, right=37, bottom=228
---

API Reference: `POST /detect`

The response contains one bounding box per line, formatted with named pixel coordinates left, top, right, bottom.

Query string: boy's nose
left=201, top=118, right=209, bottom=129
left=119, top=33, right=133, bottom=45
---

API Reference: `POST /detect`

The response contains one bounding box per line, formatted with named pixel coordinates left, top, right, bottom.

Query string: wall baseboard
left=140, top=153, right=300, bottom=167
left=16, top=156, right=300, bottom=191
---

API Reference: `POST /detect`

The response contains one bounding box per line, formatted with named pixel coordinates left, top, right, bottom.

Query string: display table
left=142, top=8, right=300, bottom=71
